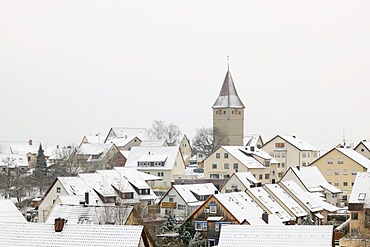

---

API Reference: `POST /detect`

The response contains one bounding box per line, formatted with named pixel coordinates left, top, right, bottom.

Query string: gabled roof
left=218, top=225, right=333, bottom=247
left=287, top=167, right=342, bottom=194
left=0, top=141, right=41, bottom=155
left=125, top=146, right=182, bottom=170
left=105, top=127, right=150, bottom=143
left=263, top=135, right=317, bottom=151
left=349, top=172, right=370, bottom=208
left=170, top=183, right=218, bottom=206
left=221, top=146, right=266, bottom=169
left=0, top=200, right=27, bottom=223
left=0, top=222, right=145, bottom=247
left=140, top=139, right=168, bottom=147
left=45, top=204, right=134, bottom=225
left=309, top=193, right=339, bottom=213
left=244, top=134, right=263, bottom=147
left=0, top=154, right=29, bottom=168
left=264, top=184, right=307, bottom=218
left=44, top=146, right=73, bottom=160
left=280, top=180, right=323, bottom=213
left=247, top=187, right=293, bottom=223
left=354, top=140, right=370, bottom=152
left=233, top=172, right=259, bottom=188
left=212, top=70, right=245, bottom=109
left=106, top=136, right=141, bottom=148
left=213, top=192, right=283, bottom=225
left=336, top=148, right=370, bottom=169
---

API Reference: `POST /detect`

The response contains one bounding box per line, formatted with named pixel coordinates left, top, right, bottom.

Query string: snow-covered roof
left=169, top=183, right=218, bottom=205
left=44, top=146, right=73, bottom=160
left=217, top=225, right=333, bottom=247
left=0, top=154, right=29, bottom=168
left=234, top=172, right=259, bottom=188
left=280, top=180, right=323, bottom=213
left=243, top=146, right=279, bottom=163
left=212, top=70, right=245, bottom=109
left=137, top=154, right=168, bottom=163
left=264, top=184, right=307, bottom=218
left=0, top=222, right=145, bottom=247
left=336, top=148, right=370, bottom=169
left=349, top=172, right=370, bottom=208
left=0, top=141, right=41, bottom=155
left=140, top=139, right=168, bottom=147
left=0, top=200, right=27, bottom=223
left=105, top=127, right=150, bottom=143
left=247, top=187, right=293, bottom=223
left=290, top=167, right=342, bottom=194
left=45, top=204, right=134, bottom=225
left=277, top=135, right=317, bottom=151
left=125, top=146, right=181, bottom=170
left=106, top=136, right=139, bottom=148
left=78, top=143, right=112, bottom=156
left=309, top=193, right=339, bottom=212
left=244, top=134, right=263, bottom=147
left=222, top=146, right=266, bottom=169
left=214, top=192, right=283, bottom=225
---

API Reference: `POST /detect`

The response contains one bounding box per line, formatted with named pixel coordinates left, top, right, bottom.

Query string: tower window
left=223, top=111, right=226, bottom=114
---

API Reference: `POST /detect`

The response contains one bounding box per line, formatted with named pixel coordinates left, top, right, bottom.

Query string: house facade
left=310, top=147, right=370, bottom=198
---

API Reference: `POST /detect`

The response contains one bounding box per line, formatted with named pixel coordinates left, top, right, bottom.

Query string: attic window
left=358, top=193, right=366, bottom=201
left=275, top=143, right=284, bottom=148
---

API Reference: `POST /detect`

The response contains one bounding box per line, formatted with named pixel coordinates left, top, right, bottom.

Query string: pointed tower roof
left=212, top=70, right=245, bottom=109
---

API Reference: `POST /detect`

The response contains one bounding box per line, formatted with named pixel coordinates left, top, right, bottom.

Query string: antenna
left=227, top=55, right=230, bottom=71
left=343, top=129, right=346, bottom=147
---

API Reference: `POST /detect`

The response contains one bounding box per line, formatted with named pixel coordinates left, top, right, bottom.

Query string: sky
left=1, top=1, right=370, bottom=150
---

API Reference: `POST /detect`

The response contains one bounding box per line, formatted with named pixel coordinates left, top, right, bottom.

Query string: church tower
left=212, top=68, right=245, bottom=146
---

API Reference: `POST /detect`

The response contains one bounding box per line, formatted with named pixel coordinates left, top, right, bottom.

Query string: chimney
left=28, top=139, right=33, bottom=146
left=262, top=212, right=269, bottom=224
left=296, top=166, right=300, bottom=171
left=85, top=192, right=89, bottom=205
left=292, top=135, right=296, bottom=138
left=54, top=218, right=66, bottom=232
left=215, top=190, right=219, bottom=194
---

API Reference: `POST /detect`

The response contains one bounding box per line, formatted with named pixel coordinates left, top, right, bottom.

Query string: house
left=310, top=147, right=370, bottom=198
left=0, top=140, right=41, bottom=168
left=218, top=225, right=334, bottom=247
left=124, top=146, right=186, bottom=192
left=244, top=134, right=264, bottom=148
left=0, top=221, right=154, bottom=247
left=354, top=140, right=370, bottom=159
left=45, top=204, right=137, bottom=225
left=263, top=183, right=308, bottom=224
left=203, top=146, right=278, bottom=184
left=38, top=167, right=159, bottom=223
left=178, top=135, right=192, bottom=165
left=76, top=142, right=126, bottom=171
left=0, top=199, right=27, bottom=223
left=104, top=127, right=150, bottom=143
left=279, top=180, right=324, bottom=224
left=79, top=135, right=102, bottom=146
left=281, top=166, right=342, bottom=206
left=0, top=153, right=29, bottom=173
left=221, top=172, right=260, bottom=193
left=159, top=183, right=218, bottom=220
left=246, top=186, right=293, bottom=224
left=185, top=192, right=283, bottom=247
left=261, top=135, right=319, bottom=178
left=339, top=172, right=370, bottom=247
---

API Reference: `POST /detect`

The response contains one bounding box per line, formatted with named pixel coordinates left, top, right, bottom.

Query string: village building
left=310, top=147, right=370, bottom=198
left=185, top=192, right=283, bottom=247
left=178, top=134, right=192, bottom=165
left=221, top=171, right=260, bottom=193
left=203, top=146, right=277, bottom=184
left=354, top=140, right=370, bottom=159
left=261, top=135, right=319, bottom=178
left=281, top=166, right=342, bottom=206
left=217, top=225, right=334, bottom=247
left=244, top=134, right=264, bottom=148
left=339, top=172, right=370, bottom=247
left=124, top=146, right=186, bottom=192
left=159, top=183, right=218, bottom=220
left=0, top=140, right=41, bottom=168
left=212, top=68, right=245, bottom=146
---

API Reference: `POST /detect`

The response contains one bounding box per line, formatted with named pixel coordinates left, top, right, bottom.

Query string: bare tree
left=148, top=120, right=182, bottom=146
left=191, top=127, right=229, bottom=157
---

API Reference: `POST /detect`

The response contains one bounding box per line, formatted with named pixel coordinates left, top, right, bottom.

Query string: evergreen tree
left=161, top=214, right=178, bottom=233
left=33, top=144, right=49, bottom=195
left=188, top=232, right=205, bottom=247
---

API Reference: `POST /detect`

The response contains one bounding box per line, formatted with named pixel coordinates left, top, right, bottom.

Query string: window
left=224, top=174, right=230, bottom=179
left=224, top=163, right=229, bottom=169
left=209, top=203, right=217, bottom=213
left=328, top=158, right=333, bottom=164
left=343, top=181, right=348, bottom=186
left=259, top=174, right=263, bottom=180
left=56, top=187, right=61, bottom=193
left=215, top=223, right=220, bottom=232
left=275, top=152, right=280, bottom=158
left=281, top=152, right=286, bottom=158
left=351, top=212, right=358, bottom=220
left=302, top=152, right=306, bottom=158
left=157, top=172, right=164, bottom=177
left=281, top=163, right=285, bottom=168
left=265, top=174, right=270, bottom=179
left=278, top=172, right=284, bottom=178
left=352, top=169, right=357, bottom=175
left=275, top=143, right=285, bottom=148
left=343, top=169, right=348, bottom=175
left=233, top=163, right=239, bottom=170
left=326, top=169, right=331, bottom=176
left=28, top=156, right=31, bottom=162
left=334, top=181, right=339, bottom=186
left=216, top=109, right=222, bottom=115
left=223, top=111, right=226, bottom=114
left=178, top=204, right=186, bottom=210
left=210, top=174, right=219, bottom=179
left=169, top=197, right=174, bottom=202
left=335, top=170, right=339, bottom=175
left=338, top=158, right=344, bottom=164
left=361, top=148, right=365, bottom=152
left=216, top=153, right=220, bottom=159
left=264, top=161, right=270, bottom=167
left=224, top=153, right=229, bottom=158
left=212, top=164, right=217, bottom=169
left=195, top=221, right=207, bottom=231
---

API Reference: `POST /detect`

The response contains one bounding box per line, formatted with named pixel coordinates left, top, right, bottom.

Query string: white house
left=221, top=172, right=260, bottom=193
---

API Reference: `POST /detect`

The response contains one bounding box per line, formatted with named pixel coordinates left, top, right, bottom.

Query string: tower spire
left=227, top=55, right=230, bottom=72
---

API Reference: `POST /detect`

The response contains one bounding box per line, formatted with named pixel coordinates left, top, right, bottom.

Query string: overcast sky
left=1, top=1, right=370, bottom=149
